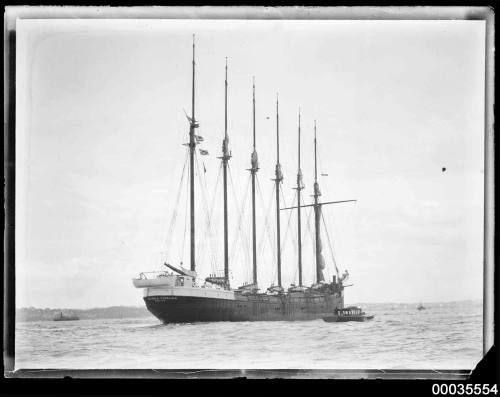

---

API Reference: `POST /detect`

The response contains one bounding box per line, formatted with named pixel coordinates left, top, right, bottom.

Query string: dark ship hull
left=144, top=290, right=343, bottom=323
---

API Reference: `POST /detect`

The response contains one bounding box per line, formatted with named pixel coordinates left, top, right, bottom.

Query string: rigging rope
left=322, top=210, right=340, bottom=278
left=197, top=157, right=223, bottom=275
left=195, top=153, right=219, bottom=273
left=180, top=149, right=190, bottom=264
left=256, top=176, right=276, bottom=265
left=228, top=169, right=251, bottom=277
left=290, top=192, right=305, bottom=284
left=255, top=181, right=276, bottom=267
left=279, top=187, right=296, bottom=285
left=195, top=160, right=210, bottom=270
left=280, top=186, right=298, bottom=257
left=304, top=205, right=316, bottom=283
left=163, top=148, right=189, bottom=265
left=232, top=175, right=253, bottom=281
left=304, top=206, right=315, bottom=248
left=206, top=162, right=223, bottom=275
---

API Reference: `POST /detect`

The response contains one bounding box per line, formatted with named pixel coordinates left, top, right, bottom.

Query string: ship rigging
left=133, top=36, right=357, bottom=323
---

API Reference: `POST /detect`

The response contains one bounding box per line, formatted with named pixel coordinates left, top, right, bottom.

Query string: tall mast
left=274, top=94, right=283, bottom=287
left=221, top=57, right=231, bottom=287
left=280, top=122, right=357, bottom=286
left=296, top=108, right=304, bottom=286
left=274, top=94, right=283, bottom=288
left=250, top=77, right=259, bottom=286
left=189, top=34, right=197, bottom=272
left=313, top=120, right=324, bottom=283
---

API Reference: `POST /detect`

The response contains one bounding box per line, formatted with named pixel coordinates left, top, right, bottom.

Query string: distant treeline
left=16, top=299, right=481, bottom=322
left=16, top=306, right=152, bottom=322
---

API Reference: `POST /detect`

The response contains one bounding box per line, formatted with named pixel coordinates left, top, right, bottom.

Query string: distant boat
left=322, top=306, right=374, bottom=322
left=417, top=303, right=426, bottom=311
left=53, top=311, right=79, bottom=321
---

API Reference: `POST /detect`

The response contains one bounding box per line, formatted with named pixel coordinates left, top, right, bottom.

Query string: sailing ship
left=132, top=36, right=356, bottom=323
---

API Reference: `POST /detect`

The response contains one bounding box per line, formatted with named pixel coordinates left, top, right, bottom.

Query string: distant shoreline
left=16, top=306, right=152, bottom=322
left=16, top=300, right=482, bottom=322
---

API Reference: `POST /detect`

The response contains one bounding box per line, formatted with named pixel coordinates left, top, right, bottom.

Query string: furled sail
left=317, top=237, right=326, bottom=282
left=317, top=205, right=325, bottom=282
left=297, top=169, right=304, bottom=190
left=251, top=150, right=259, bottom=168
left=275, top=163, right=283, bottom=180
left=318, top=253, right=326, bottom=271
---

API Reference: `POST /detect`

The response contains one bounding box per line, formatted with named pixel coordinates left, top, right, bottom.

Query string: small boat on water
left=53, top=311, right=79, bottom=321
left=322, top=306, right=374, bottom=322
left=417, top=303, right=426, bottom=311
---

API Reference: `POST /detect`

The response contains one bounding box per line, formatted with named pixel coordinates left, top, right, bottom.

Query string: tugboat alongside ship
left=132, top=36, right=371, bottom=323
left=322, top=306, right=374, bottom=322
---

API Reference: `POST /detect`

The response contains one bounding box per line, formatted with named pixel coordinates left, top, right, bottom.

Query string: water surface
left=15, top=301, right=482, bottom=370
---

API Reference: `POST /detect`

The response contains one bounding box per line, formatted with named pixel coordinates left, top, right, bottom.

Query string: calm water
left=15, top=301, right=482, bottom=370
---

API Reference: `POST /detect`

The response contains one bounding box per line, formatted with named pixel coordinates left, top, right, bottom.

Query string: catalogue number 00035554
left=432, top=384, right=498, bottom=395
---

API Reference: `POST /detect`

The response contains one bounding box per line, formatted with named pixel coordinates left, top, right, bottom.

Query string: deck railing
left=135, top=271, right=174, bottom=280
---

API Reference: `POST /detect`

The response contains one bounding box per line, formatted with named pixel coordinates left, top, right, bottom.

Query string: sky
left=16, top=18, right=485, bottom=308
